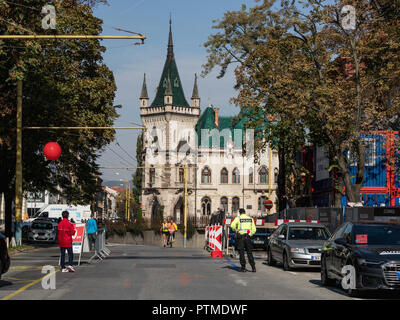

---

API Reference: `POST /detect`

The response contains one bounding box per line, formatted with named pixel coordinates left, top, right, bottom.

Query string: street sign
left=264, top=199, right=273, bottom=211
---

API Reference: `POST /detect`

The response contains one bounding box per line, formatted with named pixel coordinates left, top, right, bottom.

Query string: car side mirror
left=334, top=238, right=348, bottom=246
left=278, top=234, right=285, bottom=240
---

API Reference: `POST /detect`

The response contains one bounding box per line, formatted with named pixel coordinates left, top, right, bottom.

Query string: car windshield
left=288, top=227, right=330, bottom=240
left=354, top=224, right=400, bottom=246
left=32, top=223, right=53, bottom=230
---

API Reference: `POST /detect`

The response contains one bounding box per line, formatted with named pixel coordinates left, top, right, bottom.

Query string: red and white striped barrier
left=205, top=225, right=223, bottom=258
left=275, top=219, right=320, bottom=226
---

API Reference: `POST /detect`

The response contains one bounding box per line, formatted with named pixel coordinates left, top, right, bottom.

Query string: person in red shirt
left=58, top=210, right=76, bottom=272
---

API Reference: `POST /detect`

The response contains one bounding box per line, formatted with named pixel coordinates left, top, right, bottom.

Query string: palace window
left=201, top=167, right=212, bottom=184
left=249, top=167, right=253, bottom=184
left=178, top=168, right=184, bottom=183
left=259, top=166, right=268, bottom=184
left=232, top=168, right=240, bottom=184
left=232, top=197, right=240, bottom=213
left=258, top=196, right=267, bottom=213
left=220, top=168, right=228, bottom=184
left=149, top=168, right=156, bottom=184
left=201, top=197, right=211, bottom=216
left=220, top=197, right=228, bottom=213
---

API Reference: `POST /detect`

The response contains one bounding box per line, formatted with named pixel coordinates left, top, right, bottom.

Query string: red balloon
left=43, top=142, right=61, bottom=161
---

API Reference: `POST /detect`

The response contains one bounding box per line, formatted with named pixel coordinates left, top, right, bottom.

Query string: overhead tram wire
left=106, top=145, right=135, bottom=167
left=115, top=141, right=137, bottom=164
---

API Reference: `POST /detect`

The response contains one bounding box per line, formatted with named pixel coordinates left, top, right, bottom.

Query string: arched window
left=274, top=168, right=279, bottom=184
left=149, top=168, right=156, bottom=183
left=220, top=197, right=228, bottom=213
left=249, top=167, right=254, bottom=184
left=258, top=196, right=267, bottom=213
left=201, top=167, right=211, bottom=184
left=220, top=168, right=228, bottom=184
left=232, top=197, right=240, bottom=213
left=178, top=168, right=184, bottom=183
left=259, top=166, right=268, bottom=184
left=232, top=168, right=240, bottom=184
left=201, top=197, right=211, bottom=216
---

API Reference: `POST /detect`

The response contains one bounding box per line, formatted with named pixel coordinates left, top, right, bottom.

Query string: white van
left=24, top=204, right=92, bottom=224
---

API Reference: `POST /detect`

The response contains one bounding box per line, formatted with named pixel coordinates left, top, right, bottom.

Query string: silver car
left=28, top=219, right=57, bottom=243
left=267, top=222, right=331, bottom=270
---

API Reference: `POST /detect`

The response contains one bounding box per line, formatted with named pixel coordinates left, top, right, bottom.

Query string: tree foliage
left=0, top=0, right=118, bottom=213
left=203, top=0, right=400, bottom=207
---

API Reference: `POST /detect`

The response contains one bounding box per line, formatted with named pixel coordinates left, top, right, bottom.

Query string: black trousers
left=88, top=233, right=97, bottom=251
left=237, top=234, right=255, bottom=268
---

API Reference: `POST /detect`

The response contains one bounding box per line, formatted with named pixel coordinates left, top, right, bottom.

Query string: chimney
left=214, top=107, right=219, bottom=127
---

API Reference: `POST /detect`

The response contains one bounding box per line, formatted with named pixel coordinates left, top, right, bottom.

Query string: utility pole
left=15, top=79, right=23, bottom=245
left=183, top=165, right=188, bottom=248
left=125, top=180, right=128, bottom=221
left=8, top=30, right=146, bottom=246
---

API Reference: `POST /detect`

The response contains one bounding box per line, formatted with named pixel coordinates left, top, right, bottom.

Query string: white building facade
left=139, top=22, right=279, bottom=224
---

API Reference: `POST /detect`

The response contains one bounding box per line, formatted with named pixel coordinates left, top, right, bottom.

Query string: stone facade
left=139, top=22, right=279, bottom=224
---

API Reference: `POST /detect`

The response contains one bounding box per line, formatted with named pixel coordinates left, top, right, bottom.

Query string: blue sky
left=94, top=0, right=258, bottom=183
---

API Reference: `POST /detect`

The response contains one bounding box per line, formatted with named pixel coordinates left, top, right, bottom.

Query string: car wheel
left=341, top=260, right=360, bottom=298
left=267, top=248, right=276, bottom=266
left=283, top=251, right=291, bottom=271
left=321, top=256, right=335, bottom=286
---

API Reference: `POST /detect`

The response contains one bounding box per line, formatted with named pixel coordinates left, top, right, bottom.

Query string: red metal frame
left=360, top=130, right=399, bottom=206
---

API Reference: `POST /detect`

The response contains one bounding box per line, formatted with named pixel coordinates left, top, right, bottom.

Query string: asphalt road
left=0, top=244, right=399, bottom=300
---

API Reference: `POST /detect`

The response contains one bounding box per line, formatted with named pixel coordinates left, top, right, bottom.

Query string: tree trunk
left=337, top=143, right=364, bottom=205
left=4, top=191, right=13, bottom=238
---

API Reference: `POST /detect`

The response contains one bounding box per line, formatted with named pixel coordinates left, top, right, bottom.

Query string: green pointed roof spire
left=150, top=19, right=190, bottom=107
left=140, top=73, right=148, bottom=99
left=191, top=73, right=200, bottom=99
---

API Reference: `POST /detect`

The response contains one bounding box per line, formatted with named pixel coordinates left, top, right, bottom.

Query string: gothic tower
left=140, top=19, right=200, bottom=222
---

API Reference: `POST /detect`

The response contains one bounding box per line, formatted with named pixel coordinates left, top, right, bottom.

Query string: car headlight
left=290, top=248, right=306, bottom=254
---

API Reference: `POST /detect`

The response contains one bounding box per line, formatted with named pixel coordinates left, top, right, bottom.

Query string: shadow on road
left=106, top=255, right=210, bottom=260
left=309, top=279, right=400, bottom=300
left=260, top=261, right=320, bottom=273
left=0, top=280, right=13, bottom=288
left=222, top=265, right=241, bottom=272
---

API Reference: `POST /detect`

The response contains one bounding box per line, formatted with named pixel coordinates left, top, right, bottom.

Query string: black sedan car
left=321, top=221, right=400, bottom=297
left=229, top=227, right=275, bottom=250
left=0, top=232, right=10, bottom=279
left=251, top=228, right=275, bottom=250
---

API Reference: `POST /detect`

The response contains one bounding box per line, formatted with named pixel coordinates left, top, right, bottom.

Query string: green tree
left=0, top=0, right=118, bottom=236
left=203, top=0, right=400, bottom=207
left=132, top=132, right=143, bottom=217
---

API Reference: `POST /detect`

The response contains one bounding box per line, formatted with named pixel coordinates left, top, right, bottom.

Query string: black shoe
left=240, top=267, right=246, bottom=272
left=252, top=266, right=256, bottom=273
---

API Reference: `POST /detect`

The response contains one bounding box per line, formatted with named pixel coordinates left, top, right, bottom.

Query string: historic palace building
left=139, top=21, right=279, bottom=224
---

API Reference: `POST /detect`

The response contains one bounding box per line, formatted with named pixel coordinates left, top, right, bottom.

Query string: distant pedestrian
left=58, top=210, right=76, bottom=273
left=230, top=208, right=256, bottom=273
left=168, top=219, right=178, bottom=244
left=70, top=218, right=75, bottom=224
left=160, top=218, right=169, bottom=247
left=86, top=213, right=98, bottom=251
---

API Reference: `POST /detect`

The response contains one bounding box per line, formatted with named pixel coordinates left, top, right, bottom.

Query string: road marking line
left=1, top=269, right=60, bottom=301
left=289, top=272, right=298, bottom=275
left=2, top=277, right=36, bottom=282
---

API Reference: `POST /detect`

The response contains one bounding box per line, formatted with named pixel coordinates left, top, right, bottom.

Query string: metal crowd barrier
left=89, top=228, right=110, bottom=263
